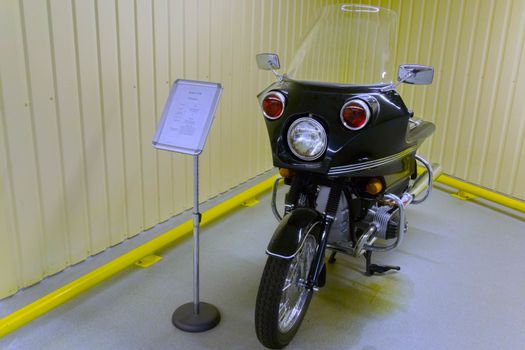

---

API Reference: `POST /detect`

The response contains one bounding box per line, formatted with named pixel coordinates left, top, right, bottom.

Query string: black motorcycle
left=254, top=4, right=438, bottom=349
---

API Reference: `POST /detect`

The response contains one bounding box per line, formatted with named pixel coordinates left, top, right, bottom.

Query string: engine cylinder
left=364, top=204, right=404, bottom=240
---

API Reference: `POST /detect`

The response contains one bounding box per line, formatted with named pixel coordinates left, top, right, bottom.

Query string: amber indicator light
left=279, top=168, right=294, bottom=179
left=365, top=177, right=383, bottom=195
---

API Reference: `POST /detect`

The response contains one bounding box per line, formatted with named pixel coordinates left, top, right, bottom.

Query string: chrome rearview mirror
left=256, top=53, right=283, bottom=81
left=256, top=53, right=281, bottom=71
left=398, top=64, right=434, bottom=85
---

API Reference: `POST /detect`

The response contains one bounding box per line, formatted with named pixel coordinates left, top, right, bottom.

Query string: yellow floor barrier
left=435, top=174, right=525, bottom=214
left=0, top=175, right=277, bottom=338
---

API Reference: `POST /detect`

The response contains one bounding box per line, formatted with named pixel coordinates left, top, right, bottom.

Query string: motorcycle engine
left=315, top=186, right=406, bottom=243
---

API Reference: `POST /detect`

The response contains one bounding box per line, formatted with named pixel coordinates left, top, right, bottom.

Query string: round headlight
left=287, top=118, right=327, bottom=161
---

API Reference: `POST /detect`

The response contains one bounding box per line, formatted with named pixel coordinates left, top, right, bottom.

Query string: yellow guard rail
left=0, top=175, right=277, bottom=338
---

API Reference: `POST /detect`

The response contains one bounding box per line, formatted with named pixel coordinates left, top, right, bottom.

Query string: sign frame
left=152, top=79, right=223, bottom=155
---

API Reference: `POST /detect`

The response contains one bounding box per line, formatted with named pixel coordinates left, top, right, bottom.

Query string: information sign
left=152, top=79, right=222, bottom=155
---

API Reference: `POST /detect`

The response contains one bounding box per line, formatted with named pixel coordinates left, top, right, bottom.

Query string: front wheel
left=255, top=235, right=317, bottom=349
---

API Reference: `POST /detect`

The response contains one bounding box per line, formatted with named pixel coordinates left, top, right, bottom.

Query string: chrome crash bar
left=271, top=176, right=284, bottom=221
left=365, top=156, right=441, bottom=252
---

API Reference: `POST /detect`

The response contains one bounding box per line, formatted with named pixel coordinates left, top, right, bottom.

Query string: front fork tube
left=306, top=180, right=344, bottom=290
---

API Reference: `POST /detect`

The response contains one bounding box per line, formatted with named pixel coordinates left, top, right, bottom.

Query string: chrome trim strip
left=266, top=221, right=321, bottom=260
left=327, top=146, right=417, bottom=175
left=265, top=250, right=296, bottom=260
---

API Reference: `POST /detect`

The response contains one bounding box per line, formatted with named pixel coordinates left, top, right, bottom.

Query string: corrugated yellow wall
left=1, top=0, right=524, bottom=299
left=0, top=0, right=330, bottom=298
left=392, top=0, right=525, bottom=199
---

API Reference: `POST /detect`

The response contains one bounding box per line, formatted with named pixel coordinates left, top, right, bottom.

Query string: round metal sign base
left=172, top=302, right=221, bottom=332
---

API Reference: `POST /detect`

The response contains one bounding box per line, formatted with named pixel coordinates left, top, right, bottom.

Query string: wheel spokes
left=282, top=281, right=293, bottom=291
left=277, top=235, right=317, bottom=333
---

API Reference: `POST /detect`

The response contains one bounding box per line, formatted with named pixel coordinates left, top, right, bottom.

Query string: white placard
left=152, top=79, right=222, bottom=155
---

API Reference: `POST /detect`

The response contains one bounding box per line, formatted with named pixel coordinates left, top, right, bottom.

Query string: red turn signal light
left=261, top=91, right=285, bottom=119
left=340, top=99, right=371, bottom=130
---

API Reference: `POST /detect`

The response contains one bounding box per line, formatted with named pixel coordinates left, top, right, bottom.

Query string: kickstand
left=364, top=251, right=400, bottom=276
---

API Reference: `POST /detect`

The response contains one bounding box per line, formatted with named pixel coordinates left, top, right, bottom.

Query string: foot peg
left=364, top=251, right=400, bottom=276
left=367, top=264, right=400, bottom=276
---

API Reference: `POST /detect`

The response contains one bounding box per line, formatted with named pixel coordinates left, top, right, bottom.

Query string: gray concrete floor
left=1, top=180, right=524, bottom=350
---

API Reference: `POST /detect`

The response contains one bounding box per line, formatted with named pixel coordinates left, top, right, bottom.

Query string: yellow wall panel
left=504, top=44, right=525, bottom=195
left=153, top=0, right=174, bottom=221
left=97, top=0, right=128, bottom=245
left=117, top=0, right=146, bottom=237
left=0, top=80, right=21, bottom=298
left=48, top=0, right=91, bottom=265
left=22, top=0, right=71, bottom=275
left=137, top=0, right=161, bottom=230
left=2, top=0, right=524, bottom=299
left=1, top=0, right=46, bottom=290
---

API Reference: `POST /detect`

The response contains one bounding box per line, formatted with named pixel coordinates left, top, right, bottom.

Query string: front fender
left=266, top=208, right=323, bottom=259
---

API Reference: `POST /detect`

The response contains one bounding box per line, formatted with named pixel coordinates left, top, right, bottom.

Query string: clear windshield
left=287, top=4, right=397, bottom=85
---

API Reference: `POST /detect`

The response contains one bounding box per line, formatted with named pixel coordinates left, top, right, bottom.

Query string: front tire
left=255, top=235, right=317, bottom=349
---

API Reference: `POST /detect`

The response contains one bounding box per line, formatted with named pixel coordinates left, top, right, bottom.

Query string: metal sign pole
left=171, top=155, right=220, bottom=332
left=192, top=155, right=200, bottom=314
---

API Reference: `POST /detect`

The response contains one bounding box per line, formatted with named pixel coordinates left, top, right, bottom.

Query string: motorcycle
left=254, top=4, right=439, bottom=349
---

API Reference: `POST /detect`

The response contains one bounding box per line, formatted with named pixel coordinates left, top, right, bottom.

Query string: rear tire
left=255, top=235, right=317, bottom=349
